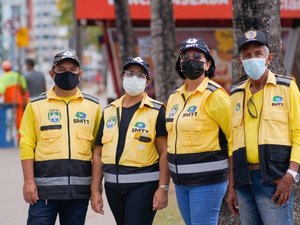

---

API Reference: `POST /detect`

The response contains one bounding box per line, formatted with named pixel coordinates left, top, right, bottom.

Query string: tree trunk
left=71, top=0, right=82, bottom=60
left=113, top=0, right=135, bottom=65
left=292, top=29, right=300, bottom=87
left=150, top=0, right=178, bottom=103
left=231, top=0, right=285, bottom=85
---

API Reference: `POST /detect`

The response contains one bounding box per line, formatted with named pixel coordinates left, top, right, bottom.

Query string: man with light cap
left=227, top=29, right=300, bottom=225
left=19, top=51, right=102, bottom=225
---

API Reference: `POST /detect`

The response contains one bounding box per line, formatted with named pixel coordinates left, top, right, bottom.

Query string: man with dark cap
left=227, top=30, right=300, bottom=225
left=166, top=38, right=230, bottom=225
left=19, top=51, right=102, bottom=225
left=24, top=58, right=46, bottom=97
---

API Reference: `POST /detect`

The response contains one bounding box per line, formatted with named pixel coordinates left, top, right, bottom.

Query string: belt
left=248, top=163, right=260, bottom=171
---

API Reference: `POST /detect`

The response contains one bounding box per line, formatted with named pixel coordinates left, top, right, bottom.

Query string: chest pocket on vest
left=263, top=110, right=289, bottom=140
left=180, top=120, right=203, bottom=146
left=101, top=134, right=115, bottom=161
left=166, top=121, right=173, bottom=132
left=231, top=112, right=244, bottom=149
left=264, top=110, right=288, bottom=123
left=76, top=131, right=93, bottom=156
left=39, top=130, right=62, bottom=154
left=122, top=133, right=156, bottom=166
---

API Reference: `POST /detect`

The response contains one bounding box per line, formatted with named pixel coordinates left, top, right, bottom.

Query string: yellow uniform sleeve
left=206, top=89, right=232, bottom=156
left=290, top=80, right=300, bottom=163
left=19, top=102, right=37, bottom=160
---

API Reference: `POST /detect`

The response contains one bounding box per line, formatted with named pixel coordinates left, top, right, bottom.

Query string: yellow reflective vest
left=230, top=72, right=298, bottom=187
left=166, top=77, right=230, bottom=185
left=28, top=89, right=101, bottom=199
left=101, top=93, right=163, bottom=184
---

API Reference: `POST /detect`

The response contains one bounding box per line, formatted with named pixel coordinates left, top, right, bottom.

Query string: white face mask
left=241, top=57, right=268, bottom=80
left=122, top=76, right=146, bottom=96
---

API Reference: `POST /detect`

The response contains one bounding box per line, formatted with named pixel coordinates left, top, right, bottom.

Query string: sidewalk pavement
left=0, top=147, right=115, bottom=225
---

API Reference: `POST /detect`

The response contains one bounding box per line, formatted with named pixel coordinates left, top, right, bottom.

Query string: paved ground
left=0, top=147, right=115, bottom=225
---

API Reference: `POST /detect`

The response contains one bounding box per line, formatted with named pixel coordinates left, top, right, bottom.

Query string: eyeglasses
left=247, top=96, right=258, bottom=118
left=180, top=52, right=205, bottom=62
left=124, top=70, right=147, bottom=79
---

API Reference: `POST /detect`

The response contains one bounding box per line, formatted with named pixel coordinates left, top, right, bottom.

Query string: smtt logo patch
left=272, top=96, right=284, bottom=106
left=106, top=116, right=117, bottom=128
left=76, top=112, right=86, bottom=119
left=168, top=104, right=179, bottom=118
left=183, top=105, right=198, bottom=117
left=236, top=103, right=241, bottom=111
left=187, top=105, right=197, bottom=113
left=74, top=112, right=89, bottom=124
left=48, top=110, right=61, bottom=123
left=132, top=121, right=148, bottom=133
left=134, top=122, right=146, bottom=129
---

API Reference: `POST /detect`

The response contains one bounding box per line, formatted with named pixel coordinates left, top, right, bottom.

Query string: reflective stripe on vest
left=103, top=171, right=159, bottom=183
left=35, top=176, right=91, bottom=186
left=168, top=159, right=228, bottom=174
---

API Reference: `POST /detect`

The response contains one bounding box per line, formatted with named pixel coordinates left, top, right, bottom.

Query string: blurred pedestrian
left=165, top=38, right=231, bottom=225
left=0, top=60, right=28, bottom=133
left=19, top=51, right=102, bottom=225
left=24, top=58, right=47, bottom=97
left=227, top=29, right=300, bottom=225
left=91, top=57, right=169, bottom=225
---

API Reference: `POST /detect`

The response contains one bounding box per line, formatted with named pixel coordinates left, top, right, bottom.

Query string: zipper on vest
left=242, top=90, right=252, bottom=185
left=66, top=101, right=72, bottom=199
left=258, top=92, right=265, bottom=181
left=115, top=107, right=121, bottom=191
left=174, top=93, right=190, bottom=184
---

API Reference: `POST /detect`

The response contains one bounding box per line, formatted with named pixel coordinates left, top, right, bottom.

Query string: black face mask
left=54, top=71, right=80, bottom=90
left=181, top=60, right=205, bottom=80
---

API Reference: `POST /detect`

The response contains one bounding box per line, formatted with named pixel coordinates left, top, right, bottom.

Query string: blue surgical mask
left=241, top=57, right=267, bottom=80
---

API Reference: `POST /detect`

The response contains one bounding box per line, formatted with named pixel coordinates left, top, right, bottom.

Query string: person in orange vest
left=0, top=60, right=28, bottom=136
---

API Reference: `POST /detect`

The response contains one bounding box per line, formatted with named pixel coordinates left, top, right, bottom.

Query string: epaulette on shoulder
left=30, top=92, right=47, bottom=103
left=105, top=103, right=113, bottom=109
left=275, top=74, right=292, bottom=87
left=206, top=82, right=219, bottom=92
left=230, top=80, right=246, bottom=95
left=169, top=90, right=177, bottom=96
left=82, top=93, right=99, bottom=104
left=150, top=100, right=163, bottom=111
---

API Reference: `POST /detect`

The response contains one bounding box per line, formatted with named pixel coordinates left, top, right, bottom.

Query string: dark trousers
left=105, top=181, right=158, bottom=225
left=27, top=199, right=89, bottom=225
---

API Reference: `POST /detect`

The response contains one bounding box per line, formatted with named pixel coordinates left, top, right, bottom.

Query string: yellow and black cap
left=52, top=51, right=80, bottom=68
left=238, top=30, right=269, bottom=51
left=123, top=57, right=150, bottom=77
left=175, top=37, right=215, bottom=79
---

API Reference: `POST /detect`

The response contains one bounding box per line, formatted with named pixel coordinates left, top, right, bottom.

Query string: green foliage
left=56, top=0, right=73, bottom=26
left=55, top=0, right=102, bottom=47
left=84, top=26, right=103, bottom=47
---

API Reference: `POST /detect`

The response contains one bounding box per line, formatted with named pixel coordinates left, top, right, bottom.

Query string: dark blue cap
left=123, top=57, right=150, bottom=77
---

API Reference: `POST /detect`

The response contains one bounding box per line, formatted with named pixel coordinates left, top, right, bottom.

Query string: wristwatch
left=286, top=169, right=300, bottom=183
left=159, top=184, right=169, bottom=191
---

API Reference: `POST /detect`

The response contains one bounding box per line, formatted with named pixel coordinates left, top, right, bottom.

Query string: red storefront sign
left=76, top=0, right=300, bottom=20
